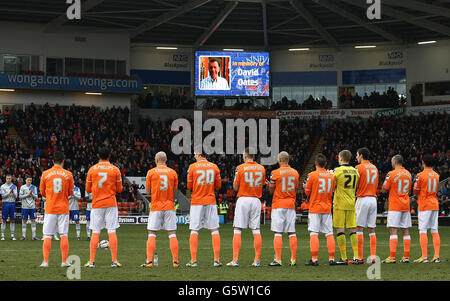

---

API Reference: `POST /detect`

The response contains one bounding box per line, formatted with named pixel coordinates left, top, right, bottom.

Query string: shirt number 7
left=98, top=172, right=108, bottom=188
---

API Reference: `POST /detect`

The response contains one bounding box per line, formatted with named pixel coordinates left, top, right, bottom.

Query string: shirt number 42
left=244, top=172, right=263, bottom=187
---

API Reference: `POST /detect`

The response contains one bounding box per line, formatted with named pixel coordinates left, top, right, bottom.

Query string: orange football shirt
left=146, top=164, right=178, bottom=211
left=270, top=164, right=299, bottom=210
left=233, top=161, right=266, bottom=198
left=86, top=160, right=123, bottom=209
left=303, top=168, right=335, bottom=214
left=40, top=165, right=74, bottom=214
left=382, top=166, right=412, bottom=212
left=413, top=167, right=439, bottom=211
left=356, top=160, right=379, bottom=198
left=187, top=158, right=221, bottom=205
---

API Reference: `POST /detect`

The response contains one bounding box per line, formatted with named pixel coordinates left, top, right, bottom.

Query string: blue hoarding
left=130, top=69, right=190, bottom=85
left=271, top=71, right=337, bottom=86
left=0, top=73, right=142, bottom=93
left=342, top=68, right=406, bottom=85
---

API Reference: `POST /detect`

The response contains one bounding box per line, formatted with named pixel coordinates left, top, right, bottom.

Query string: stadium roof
left=2, top=0, right=450, bottom=49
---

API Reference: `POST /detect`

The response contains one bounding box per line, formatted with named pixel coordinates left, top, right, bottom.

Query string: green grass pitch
left=0, top=223, right=448, bottom=281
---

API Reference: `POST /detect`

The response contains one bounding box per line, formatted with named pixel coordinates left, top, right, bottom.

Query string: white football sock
left=22, top=222, right=27, bottom=237
left=10, top=223, right=15, bottom=237
left=31, top=221, right=37, bottom=238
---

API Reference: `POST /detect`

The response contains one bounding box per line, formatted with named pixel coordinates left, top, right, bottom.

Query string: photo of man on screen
left=199, top=57, right=230, bottom=90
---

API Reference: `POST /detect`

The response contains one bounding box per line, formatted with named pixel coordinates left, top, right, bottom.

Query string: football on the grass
left=99, top=240, right=110, bottom=249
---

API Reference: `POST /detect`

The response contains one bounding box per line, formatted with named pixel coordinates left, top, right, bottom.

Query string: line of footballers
left=15, top=145, right=441, bottom=268
left=143, top=147, right=441, bottom=267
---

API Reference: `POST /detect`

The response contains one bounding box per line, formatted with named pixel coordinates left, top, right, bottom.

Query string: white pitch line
left=0, top=243, right=449, bottom=252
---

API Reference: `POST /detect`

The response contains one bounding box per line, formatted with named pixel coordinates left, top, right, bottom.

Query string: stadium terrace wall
left=130, top=46, right=191, bottom=72
left=0, top=90, right=131, bottom=109
left=270, top=47, right=406, bottom=72
left=0, top=22, right=130, bottom=70
left=406, top=42, right=450, bottom=84
left=130, top=45, right=192, bottom=86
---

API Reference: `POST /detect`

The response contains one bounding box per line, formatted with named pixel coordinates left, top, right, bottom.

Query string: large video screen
left=195, top=51, right=270, bottom=97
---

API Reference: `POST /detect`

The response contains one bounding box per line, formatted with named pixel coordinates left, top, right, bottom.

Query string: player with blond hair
left=333, top=150, right=360, bottom=265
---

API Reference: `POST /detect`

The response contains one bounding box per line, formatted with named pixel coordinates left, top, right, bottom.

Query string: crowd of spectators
left=339, top=87, right=406, bottom=109
left=0, top=107, right=42, bottom=189
left=201, top=98, right=269, bottom=111
left=409, top=84, right=424, bottom=107
left=437, top=181, right=450, bottom=216
left=0, top=103, right=138, bottom=211
left=135, top=92, right=195, bottom=109
left=198, top=88, right=406, bottom=111
left=200, top=95, right=333, bottom=111
left=270, top=95, right=333, bottom=110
